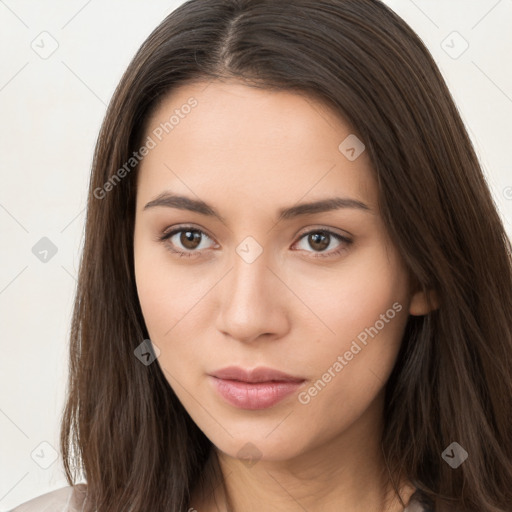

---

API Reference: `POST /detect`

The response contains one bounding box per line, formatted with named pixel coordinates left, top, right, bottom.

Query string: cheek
left=133, top=229, right=185, bottom=344
left=134, top=246, right=172, bottom=338
left=292, top=242, right=408, bottom=347
left=293, top=245, right=410, bottom=419
left=133, top=236, right=217, bottom=373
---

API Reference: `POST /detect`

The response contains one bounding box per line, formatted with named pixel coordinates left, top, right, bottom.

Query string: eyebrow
left=143, top=192, right=371, bottom=223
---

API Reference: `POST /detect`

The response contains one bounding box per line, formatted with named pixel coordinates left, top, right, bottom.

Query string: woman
left=12, top=0, right=512, bottom=511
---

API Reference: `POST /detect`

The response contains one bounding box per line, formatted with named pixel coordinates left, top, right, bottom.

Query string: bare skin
left=133, top=79, right=435, bottom=512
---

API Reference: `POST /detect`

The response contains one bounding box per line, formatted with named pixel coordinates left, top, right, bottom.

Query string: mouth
left=208, top=366, right=306, bottom=410
left=209, top=366, right=305, bottom=383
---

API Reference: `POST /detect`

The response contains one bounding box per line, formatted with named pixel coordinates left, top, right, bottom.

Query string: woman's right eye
left=159, top=226, right=216, bottom=258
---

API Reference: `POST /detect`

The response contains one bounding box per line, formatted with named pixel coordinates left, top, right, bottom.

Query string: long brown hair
left=60, top=1, right=512, bottom=510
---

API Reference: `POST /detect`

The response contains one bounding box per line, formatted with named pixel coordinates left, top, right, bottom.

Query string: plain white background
left=0, top=0, right=511, bottom=509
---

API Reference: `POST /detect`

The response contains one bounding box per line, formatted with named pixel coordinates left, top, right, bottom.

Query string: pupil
left=181, top=230, right=201, bottom=249
left=310, top=232, right=329, bottom=251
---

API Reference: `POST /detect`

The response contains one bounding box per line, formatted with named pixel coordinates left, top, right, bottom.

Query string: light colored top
left=9, top=484, right=430, bottom=511
left=9, top=485, right=87, bottom=512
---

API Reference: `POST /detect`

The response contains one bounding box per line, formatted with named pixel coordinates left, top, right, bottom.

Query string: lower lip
left=209, top=376, right=304, bottom=410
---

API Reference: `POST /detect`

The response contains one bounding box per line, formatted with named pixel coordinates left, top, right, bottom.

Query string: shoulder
left=10, top=484, right=87, bottom=512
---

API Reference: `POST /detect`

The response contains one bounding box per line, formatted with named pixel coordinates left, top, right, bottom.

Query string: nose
left=215, top=244, right=290, bottom=344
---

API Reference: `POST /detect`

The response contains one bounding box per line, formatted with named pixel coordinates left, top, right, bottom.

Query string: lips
left=209, top=366, right=305, bottom=383
left=208, top=366, right=306, bottom=410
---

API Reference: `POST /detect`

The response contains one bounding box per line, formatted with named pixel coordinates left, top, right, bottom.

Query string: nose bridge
left=229, top=235, right=274, bottom=313
left=216, top=235, right=287, bottom=342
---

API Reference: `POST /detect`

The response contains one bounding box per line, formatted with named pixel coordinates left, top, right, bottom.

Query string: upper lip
left=209, top=366, right=305, bottom=383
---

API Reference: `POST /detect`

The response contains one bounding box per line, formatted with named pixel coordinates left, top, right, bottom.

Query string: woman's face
left=133, top=79, right=426, bottom=462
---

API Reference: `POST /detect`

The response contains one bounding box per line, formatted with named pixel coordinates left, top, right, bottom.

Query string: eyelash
left=158, top=225, right=353, bottom=260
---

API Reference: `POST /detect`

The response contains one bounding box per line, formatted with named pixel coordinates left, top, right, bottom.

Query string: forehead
left=136, top=79, right=377, bottom=214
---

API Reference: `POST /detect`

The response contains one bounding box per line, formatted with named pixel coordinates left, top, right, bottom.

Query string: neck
left=191, top=394, right=415, bottom=512
left=218, top=449, right=412, bottom=512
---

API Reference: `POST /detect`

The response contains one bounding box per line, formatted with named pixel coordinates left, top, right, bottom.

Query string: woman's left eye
left=292, top=229, right=353, bottom=258
left=159, top=226, right=352, bottom=259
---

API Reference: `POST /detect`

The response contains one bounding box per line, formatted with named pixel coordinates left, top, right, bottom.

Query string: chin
left=204, top=420, right=314, bottom=464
